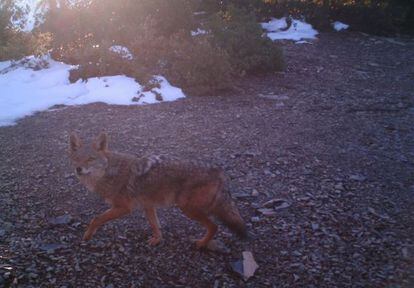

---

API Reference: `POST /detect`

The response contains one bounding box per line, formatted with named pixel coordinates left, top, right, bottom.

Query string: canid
left=69, top=133, right=246, bottom=248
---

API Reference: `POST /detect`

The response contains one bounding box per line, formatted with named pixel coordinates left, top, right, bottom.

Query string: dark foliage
left=201, top=0, right=414, bottom=35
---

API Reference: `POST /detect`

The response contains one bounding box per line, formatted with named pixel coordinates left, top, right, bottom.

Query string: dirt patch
left=0, top=32, right=413, bottom=287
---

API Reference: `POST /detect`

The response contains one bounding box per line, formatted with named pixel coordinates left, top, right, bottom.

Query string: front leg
left=83, top=206, right=131, bottom=241
left=144, top=207, right=162, bottom=246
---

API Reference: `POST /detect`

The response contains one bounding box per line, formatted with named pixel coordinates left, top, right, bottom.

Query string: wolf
left=68, top=132, right=246, bottom=248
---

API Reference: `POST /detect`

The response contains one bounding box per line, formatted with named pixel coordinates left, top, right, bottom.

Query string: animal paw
left=148, top=236, right=162, bottom=246
left=195, top=239, right=208, bottom=249
left=82, top=230, right=94, bottom=241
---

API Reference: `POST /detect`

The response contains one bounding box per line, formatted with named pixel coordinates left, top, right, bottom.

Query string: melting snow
left=333, top=21, right=349, bottom=31
left=109, top=45, right=134, bottom=60
left=0, top=56, right=185, bottom=127
left=191, top=28, right=208, bottom=36
left=261, top=17, right=318, bottom=42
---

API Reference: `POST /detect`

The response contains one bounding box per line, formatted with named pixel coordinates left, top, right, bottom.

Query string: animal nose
left=76, top=167, right=82, bottom=175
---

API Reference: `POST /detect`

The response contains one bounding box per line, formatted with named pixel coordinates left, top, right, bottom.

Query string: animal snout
left=76, top=167, right=83, bottom=175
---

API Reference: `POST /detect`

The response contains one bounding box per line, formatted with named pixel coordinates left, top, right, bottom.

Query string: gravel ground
left=0, top=32, right=413, bottom=287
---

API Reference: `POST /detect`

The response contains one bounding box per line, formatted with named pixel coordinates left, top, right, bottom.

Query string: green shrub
left=69, top=25, right=233, bottom=95
left=162, top=33, right=233, bottom=95
left=208, top=5, right=285, bottom=75
left=41, top=1, right=285, bottom=95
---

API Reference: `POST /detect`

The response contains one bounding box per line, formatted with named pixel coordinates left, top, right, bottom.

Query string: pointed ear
left=69, top=132, right=81, bottom=152
left=94, top=133, right=108, bottom=151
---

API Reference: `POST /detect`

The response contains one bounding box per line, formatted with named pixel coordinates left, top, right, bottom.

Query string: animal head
left=69, top=132, right=109, bottom=178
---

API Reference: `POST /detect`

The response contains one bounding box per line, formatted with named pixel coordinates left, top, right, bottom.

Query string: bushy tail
left=212, top=191, right=247, bottom=239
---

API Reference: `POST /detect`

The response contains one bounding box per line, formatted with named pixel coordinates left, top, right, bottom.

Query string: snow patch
left=0, top=61, right=12, bottom=71
left=12, top=0, right=40, bottom=31
left=0, top=56, right=185, bottom=127
left=109, top=45, right=134, bottom=60
left=261, top=17, right=318, bottom=42
left=261, top=17, right=288, bottom=32
left=333, top=21, right=349, bottom=31
left=12, top=0, right=79, bottom=31
left=191, top=28, right=208, bottom=36
left=295, top=40, right=312, bottom=44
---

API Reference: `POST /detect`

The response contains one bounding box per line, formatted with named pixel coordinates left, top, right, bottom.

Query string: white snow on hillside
left=0, top=56, right=185, bottom=127
left=0, top=61, right=12, bottom=71
left=333, top=21, right=349, bottom=31
left=261, top=17, right=288, bottom=32
left=261, top=17, right=318, bottom=42
left=13, top=0, right=78, bottom=31
left=13, top=0, right=41, bottom=31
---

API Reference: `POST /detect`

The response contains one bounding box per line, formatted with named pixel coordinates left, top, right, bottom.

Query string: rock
left=262, top=198, right=291, bottom=210
left=250, top=216, right=260, bottom=223
left=334, top=183, right=345, bottom=190
left=233, top=192, right=251, bottom=199
left=368, top=62, right=380, bottom=67
left=262, top=198, right=286, bottom=208
left=244, top=151, right=261, bottom=157
left=39, top=243, right=66, bottom=252
left=230, top=260, right=244, bottom=278
left=275, top=102, right=285, bottom=109
left=293, top=274, right=300, bottom=282
left=48, top=214, right=72, bottom=225
left=311, top=223, right=319, bottom=230
left=251, top=189, right=259, bottom=197
left=75, top=262, right=81, bottom=272
left=0, top=229, right=5, bottom=237
left=292, top=250, right=302, bottom=256
left=402, top=247, right=409, bottom=260
left=153, top=91, right=163, bottom=102
left=349, top=174, right=366, bottom=181
left=132, top=93, right=145, bottom=102
left=257, top=208, right=276, bottom=216
left=230, top=251, right=259, bottom=281
left=242, top=251, right=259, bottom=281
left=274, top=201, right=291, bottom=210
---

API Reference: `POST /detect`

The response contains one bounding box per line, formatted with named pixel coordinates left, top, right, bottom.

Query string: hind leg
left=181, top=208, right=217, bottom=248
left=144, top=207, right=163, bottom=246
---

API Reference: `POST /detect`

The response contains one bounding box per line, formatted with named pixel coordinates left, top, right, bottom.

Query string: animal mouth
left=76, top=167, right=90, bottom=176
